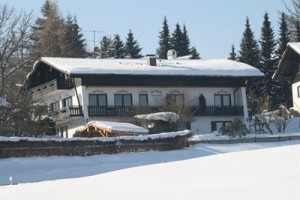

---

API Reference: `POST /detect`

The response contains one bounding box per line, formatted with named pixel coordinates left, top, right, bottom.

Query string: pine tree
left=228, top=45, right=237, bottom=60
left=100, top=36, right=111, bottom=58
left=190, top=47, right=200, bottom=59
left=156, top=17, right=171, bottom=59
left=181, top=25, right=191, bottom=56
left=62, top=15, right=86, bottom=57
left=238, top=17, right=261, bottom=67
left=107, top=34, right=124, bottom=58
left=170, top=23, right=183, bottom=56
left=124, top=30, right=142, bottom=58
left=31, top=0, right=64, bottom=58
left=276, top=12, right=290, bottom=60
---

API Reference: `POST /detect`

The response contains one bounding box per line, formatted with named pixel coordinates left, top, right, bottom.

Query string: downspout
left=233, top=87, right=239, bottom=107
left=72, top=78, right=82, bottom=115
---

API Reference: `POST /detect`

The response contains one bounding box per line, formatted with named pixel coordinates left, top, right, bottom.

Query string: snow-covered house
left=26, top=57, right=263, bottom=137
left=273, top=42, right=300, bottom=112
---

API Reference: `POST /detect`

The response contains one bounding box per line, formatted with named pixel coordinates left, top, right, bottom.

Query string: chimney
left=167, top=49, right=177, bottom=60
left=146, top=55, right=157, bottom=66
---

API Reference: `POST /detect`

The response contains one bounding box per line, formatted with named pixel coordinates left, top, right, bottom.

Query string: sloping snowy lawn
left=0, top=141, right=299, bottom=200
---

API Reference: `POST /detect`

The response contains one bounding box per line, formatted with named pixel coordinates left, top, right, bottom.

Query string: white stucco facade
left=27, top=57, right=263, bottom=138
left=31, top=84, right=248, bottom=137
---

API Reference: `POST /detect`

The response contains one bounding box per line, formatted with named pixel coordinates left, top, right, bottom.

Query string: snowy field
left=0, top=140, right=299, bottom=200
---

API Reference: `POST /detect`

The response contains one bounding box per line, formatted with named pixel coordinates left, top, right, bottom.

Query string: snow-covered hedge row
left=0, top=130, right=192, bottom=158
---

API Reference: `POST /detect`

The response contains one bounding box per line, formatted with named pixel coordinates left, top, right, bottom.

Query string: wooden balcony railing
left=69, top=106, right=84, bottom=117
left=88, top=106, right=160, bottom=117
left=191, top=106, right=244, bottom=116
left=57, top=79, right=74, bottom=90
left=68, top=105, right=244, bottom=118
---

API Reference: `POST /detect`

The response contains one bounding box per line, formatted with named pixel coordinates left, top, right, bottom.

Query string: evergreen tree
left=181, top=25, right=191, bottom=56
left=170, top=23, right=183, bottom=56
left=276, top=12, right=290, bottom=60
left=259, top=13, right=279, bottom=109
left=100, top=36, right=111, bottom=58
left=295, top=20, right=300, bottom=42
left=260, top=13, right=277, bottom=76
left=156, top=17, right=171, bottom=59
left=273, top=12, right=292, bottom=108
left=238, top=17, right=261, bottom=67
left=124, top=30, right=142, bottom=58
left=31, top=0, right=64, bottom=58
left=228, top=45, right=237, bottom=60
left=190, top=47, right=200, bottom=59
left=238, top=17, right=262, bottom=115
left=107, top=34, right=124, bottom=58
left=62, top=15, right=86, bottom=57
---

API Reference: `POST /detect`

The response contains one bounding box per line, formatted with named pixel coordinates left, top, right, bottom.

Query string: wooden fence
left=0, top=133, right=192, bottom=158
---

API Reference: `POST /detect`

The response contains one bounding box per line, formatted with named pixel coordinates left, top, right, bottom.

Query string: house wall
left=82, top=86, right=244, bottom=107
left=191, top=116, right=244, bottom=134
left=31, top=84, right=248, bottom=137
left=292, top=82, right=300, bottom=111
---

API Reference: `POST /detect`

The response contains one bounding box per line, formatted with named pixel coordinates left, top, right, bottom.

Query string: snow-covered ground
left=1, top=140, right=299, bottom=200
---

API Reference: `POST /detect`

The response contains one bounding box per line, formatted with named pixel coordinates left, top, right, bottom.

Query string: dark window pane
left=114, top=94, right=123, bottom=106
left=98, top=94, right=107, bottom=106
left=139, top=94, right=148, bottom=106
left=123, top=94, right=132, bottom=106
left=223, top=95, right=230, bottom=106
left=214, top=95, right=222, bottom=106
left=89, top=94, right=97, bottom=106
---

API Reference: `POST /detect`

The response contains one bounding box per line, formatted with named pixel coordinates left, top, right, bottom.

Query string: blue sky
left=1, top=0, right=293, bottom=58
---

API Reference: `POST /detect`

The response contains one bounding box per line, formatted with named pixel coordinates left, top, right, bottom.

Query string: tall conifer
left=124, top=30, right=142, bottom=58
left=228, top=45, right=237, bottom=60
left=156, top=17, right=171, bottom=59
left=238, top=17, right=261, bottom=115
left=107, top=34, right=124, bottom=58
left=62, top=15, right=86, bottom=57
left=181, top=25, right=191, bottom=56
left=238, top=17, right=261, bottom=67
left=276, top=12, right=290, bottom=60
left=170, top=23, right=183, bottom=56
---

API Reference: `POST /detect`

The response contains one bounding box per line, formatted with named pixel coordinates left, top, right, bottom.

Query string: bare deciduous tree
left=0, top=4, right=33, bottom=94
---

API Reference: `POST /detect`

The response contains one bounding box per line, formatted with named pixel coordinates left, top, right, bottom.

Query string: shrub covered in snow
left=220, top=119, right=250, bottom=138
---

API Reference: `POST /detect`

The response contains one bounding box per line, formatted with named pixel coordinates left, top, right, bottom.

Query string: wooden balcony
left=88, top=106, right=160, bottom=117
left=56, top=79, right=74, bottom=90
left=69, top=106, right=84, bottom=117
left=192, top=106, right=244, bottom=116
left=67, top=105, right=244, bottom=118
left=30, top=79, right=75, bottom=97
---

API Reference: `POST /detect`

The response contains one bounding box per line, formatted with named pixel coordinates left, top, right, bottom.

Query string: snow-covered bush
left=220, top=119, right=250, bottom=138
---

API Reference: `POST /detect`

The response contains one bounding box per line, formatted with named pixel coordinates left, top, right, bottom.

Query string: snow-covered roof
left=273, top=42, right=300, bottom=80
left=134, top=112, right=180, bottom=123
left=287, top=42, right=300, bottom=55
left=30, top=57, right=264, bottom=78
left=87, top=121, right=149, bottom=134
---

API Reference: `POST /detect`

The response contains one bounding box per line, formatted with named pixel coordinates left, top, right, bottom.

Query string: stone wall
left=0, top=132, right=192, bottom=158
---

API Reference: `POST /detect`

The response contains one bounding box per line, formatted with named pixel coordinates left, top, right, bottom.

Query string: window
left=298, top=86, right=300, bottom=98
left=214, top=94, right=231, bottom=107
left=89, top=94, right=107, bottom=106
left=166, top=94, right=184, bottom=106
left=50, top=101, right=59, bottom=111
left=211, top=121, right=231, bottom=132
left=62, top=97, right=72, bottom=108
left=139, top=94, right=148, bottom=106
left=114, top=94, right=132, bottom=106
